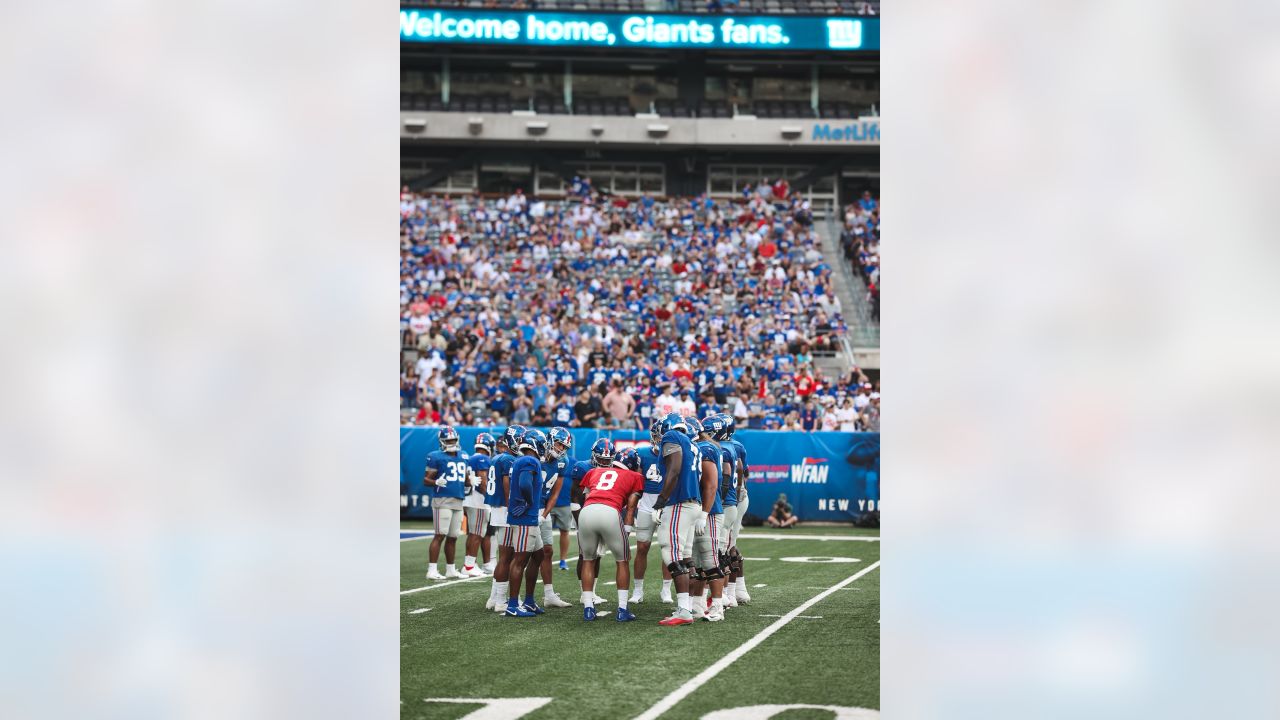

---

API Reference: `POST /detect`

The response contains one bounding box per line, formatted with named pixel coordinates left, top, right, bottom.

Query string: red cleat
left=658, top=615, right=695, bottom=626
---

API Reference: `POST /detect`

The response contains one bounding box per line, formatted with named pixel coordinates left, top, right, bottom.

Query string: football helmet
left=683, top=416, right=703, bottom=438
left=474, top=432, right=496, bottom=455
left=590, top=438, right=616, bottom=467
left=438, top=425, right=460, bottom=452
left=548, top=427, right=573, bottom=460
left=649, top=419, right=663, bottom=447
left=518, top=428, right=548, bottom=458
left=614, top=447, right=641, bottom=473
left=501, top=424, right=528, bottom=451
left=702, top=414, right=725, bottom=440
left=659, top=412, right=687, bottom=437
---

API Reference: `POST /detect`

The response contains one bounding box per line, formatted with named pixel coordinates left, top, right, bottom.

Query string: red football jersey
left=581, top=466, right=645, bottom=513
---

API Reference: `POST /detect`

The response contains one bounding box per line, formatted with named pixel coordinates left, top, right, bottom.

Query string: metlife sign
left=400, top=10, right=880, bottom=52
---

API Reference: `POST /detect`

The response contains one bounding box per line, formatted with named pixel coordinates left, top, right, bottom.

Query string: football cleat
left=583, top=607, right=598, bottom=622
left=691, top=603, right=706, bottom=621
left=492, top=599, right=508, bottom=614
left=591, top=593, right=608, bottom=606
left=658, top=612, right=695, bottom=627
left=659, top=589, right=673, bottom=603
left=616, top=607, right=637, bottom=622
left=629, top=591, right=644, bottom=604
left=464, top=565, right=487, bottom=578
left=724, top=594, right=738, bottom=609
left=522, top=601, right=546, bottom=615
left=559, top=559, right=569, bottom=570
left=426, top=567, right=445, bottom=581
left=484, top=596, right=496, bottom=610
left=445, top=566, right=462, bottom=579
left=543, top=593, right=571, bottom=608
left=704, top=606, right=725, bottom=622
left=505, top=605, right=538, bottom=618
left=484, top=560, right=497, bottom=573
left=735, top=588, right=752, bottom=604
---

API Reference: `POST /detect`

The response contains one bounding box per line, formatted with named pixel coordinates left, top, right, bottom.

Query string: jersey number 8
left=595, top=470, right=618, bottom=491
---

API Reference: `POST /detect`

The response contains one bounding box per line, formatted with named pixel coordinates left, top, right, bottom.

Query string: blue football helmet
left=659, top=412, right=687, bottom=437
left=614, top=448, right=641, bottom=473
left=519, top=428, right=548, bottom=458
left=501, top=424, right=527, bottom=451
left=438, top=425, right=460, bottom=452
left=683, top=416, right=703, bottom=438
left=718, top=413, right=736, bottom=440
left=590, top=438, right=616, bottom=467
left=474, top=432, right=496, bottom=455
left=548, top=427, right=573, bottom=460
left=649, top=419, right=663, bottom=447
left=702, top=414, right=725, bottom=440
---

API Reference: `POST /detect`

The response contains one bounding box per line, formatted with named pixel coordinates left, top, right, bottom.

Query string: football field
left=401, top=523, right=880, bottom=720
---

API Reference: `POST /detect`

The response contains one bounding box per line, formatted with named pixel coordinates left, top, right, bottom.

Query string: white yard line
left=409, top=608, right=432, bottom=614
left=632, top=560, right=880, bottom=720
left=737, top=533, right=880, bottom=542
left=759, top=614, right=822, bottom=619
left=400, top=534, right=434, bottom=542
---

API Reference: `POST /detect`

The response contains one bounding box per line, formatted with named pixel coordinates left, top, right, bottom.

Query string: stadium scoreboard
left=400, top=9, right=880, bottom=52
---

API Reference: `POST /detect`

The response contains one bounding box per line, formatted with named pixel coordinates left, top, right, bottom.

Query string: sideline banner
left=401, top=426, right=879, bottom=522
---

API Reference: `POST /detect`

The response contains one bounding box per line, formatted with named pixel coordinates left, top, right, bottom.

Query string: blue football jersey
left=725, top=438, right=748, bottom=498
left=540, top=457, right=568, bottom=507
left=507, top=455, right=542, bottom=526
left=467, top=452, right=493, bottom=501
left=658, top=430, right=700, bottom=506
left=718, top=443, right=739, bottom=506
left=696, top=440, right=723, bottom=514
left=425, top=450, right=468, bottom=499
left=638, top=445, right=665, bottom=495
left=488, top=452, right=515, bottom=507
left=566, top=460, right=592, bottom=505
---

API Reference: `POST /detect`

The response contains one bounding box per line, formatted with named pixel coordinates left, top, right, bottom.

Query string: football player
left=536, top=427, right=573, bottom=608
left=571, top=438, right=615, bottom=606
left=654, top=412, right=707, bottom=626
left=704, top=414, right=738, bottom=608
left=720, top=415, right=752, bottom=604
left=487, top=424, right=525, bottom=612
left=553, top=433, right=578, bottom=571
left=686, top=416, right=728, bottom=621
left=577, top=448, right=644, bottom=622
left=632, top=420, right=674, bottom=604
left=424, top=425, right=468, bottom=580
left=461, top=432, right=495, bottom=577
left=505, top=428, right=549, bottom=617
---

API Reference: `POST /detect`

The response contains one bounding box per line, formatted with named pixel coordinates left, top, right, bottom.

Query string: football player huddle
left=422, top=414, right=753, bottom=626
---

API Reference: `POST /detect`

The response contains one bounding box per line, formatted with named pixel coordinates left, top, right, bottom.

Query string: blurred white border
left=0, top=1, right=397, bottom=718
left=886, top=0, right=1280, bottom=717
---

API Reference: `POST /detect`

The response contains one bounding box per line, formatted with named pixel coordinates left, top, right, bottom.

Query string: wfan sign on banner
left=400, top=427, right=879, bottom=522
left=400, top=10, right=880, bottom=52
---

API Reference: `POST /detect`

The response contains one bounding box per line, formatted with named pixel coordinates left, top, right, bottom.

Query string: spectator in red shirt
left=795, top=371, right=816, bottom=397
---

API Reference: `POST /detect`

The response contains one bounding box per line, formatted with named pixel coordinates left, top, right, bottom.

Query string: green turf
left=401, top=527, right=879, bottom=720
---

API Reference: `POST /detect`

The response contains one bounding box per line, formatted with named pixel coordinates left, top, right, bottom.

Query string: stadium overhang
left=400, top=111, right=879, bottom=150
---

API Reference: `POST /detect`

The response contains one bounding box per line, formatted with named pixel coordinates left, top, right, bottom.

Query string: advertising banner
left=401, top=426, right=879, bottom=523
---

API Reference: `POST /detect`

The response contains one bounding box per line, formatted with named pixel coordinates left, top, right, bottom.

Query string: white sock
left=488, top=581, right=498, bottom=602
left=464, top=555, right=476, bottom=569
left=633, top=579, right=644, bottom=595
left=711, top=597, right=724, bottom=611
left=582, top=591, right=594, bottom=609
left=544, top=584, right=556, bottom=598
left=592, top=579, right=598, bottom=596
left=677, top=592, right=690, bottom=613
left=737, top=578, right=747, bottom=592
left=662, top=579, right=673, bottom=594
left=618, top=590, right=629, bottom=609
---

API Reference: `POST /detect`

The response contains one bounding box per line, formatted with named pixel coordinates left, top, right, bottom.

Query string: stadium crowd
left=840, top=190, right=880, bottom=322
left=400, top=179, right=880, bottom=433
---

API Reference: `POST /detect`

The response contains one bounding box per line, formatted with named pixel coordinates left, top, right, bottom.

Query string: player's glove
left=569, top=503, right=582, bottom=512
left=693, top=512, right=708, bottom=535
left=538, top=509, right=547, bottom=523
left=624, top=524, right=633, bottom=535
left=434, top=477, right=448, bottom=488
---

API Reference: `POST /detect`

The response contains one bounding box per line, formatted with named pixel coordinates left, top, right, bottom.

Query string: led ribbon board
left=400, top=10, right=880, bottom=51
